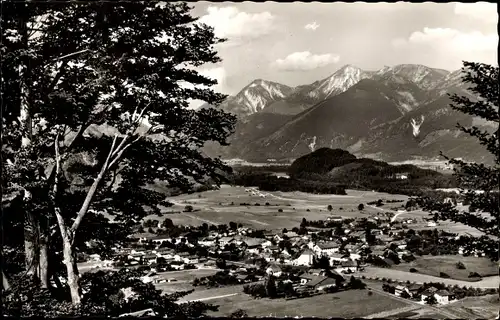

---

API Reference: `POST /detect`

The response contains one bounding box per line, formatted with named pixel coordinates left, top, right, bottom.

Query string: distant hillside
left=287, top=148, right=457, bottom=195
left=202, top=112, right=295, bottom=160
left=288, top=148, right=357, bottom=176
left=237, top=78, right=405, bottom=160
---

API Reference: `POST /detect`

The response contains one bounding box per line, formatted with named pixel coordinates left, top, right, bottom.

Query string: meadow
left=441, top=294, right=499, bottom=319
left=206, top=289, right=410, bottom=318
left=147, top=185, right=410, bottom=230
left=392, top=255, right=498, bottom=282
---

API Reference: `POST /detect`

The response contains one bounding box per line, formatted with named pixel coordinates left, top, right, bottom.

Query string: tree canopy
left=2, top=0, right=236, bottom=315
left=417, top=62, right=499, bottom=261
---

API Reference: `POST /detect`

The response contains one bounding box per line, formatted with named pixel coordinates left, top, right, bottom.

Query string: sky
left=187, top=2, right=498, bottom=106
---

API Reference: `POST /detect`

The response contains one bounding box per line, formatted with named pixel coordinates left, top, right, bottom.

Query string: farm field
left=357, top=267, right=499, bottom=288
left=441, top=294, right=499, bottom=319
left=392, top=255, right=498, bottom=282
left=205, top=289, right=410, bottom=318
left=153, top=269, right=220, bottom=294
left=145, top=185, right=411, bottom=230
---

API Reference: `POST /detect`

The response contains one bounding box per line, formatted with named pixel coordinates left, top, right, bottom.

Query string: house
left=427, top=221, right=437, bottom=227
left=218, top=236, right=235, bottom=246
left=327, top=216, right=343, bottom=222
left=129, top=253, right=144, bottom=261
left=391, top=240, right=407, bottom=250
left=329, top=252, right=349, bottom=265
left=395, top=173, right=409, bottom=180
left=265, top=245, right=280, bottom=253
left=130, top=249, right=146, bottom=255
left=241, top=238, right=266, bottom=254
left=335, top=260, right=357, bottom=273
left=307, top=268, right=326, bottom=276
left=292, top=239, right=308, bottom=249
left=235, top=274, right=253, bottom=284
left=274, top=234, right=287, bottom=242
left=344, top=244, right=360, bottom=253
left=198, top=237, right=216, bottom=247
left=266, top=263, right=283, bottom=277
left=305, top=276, right=338, bottom=291
left=293, top=248, right=315, bottom=266
left=350, top=231, right=366, bottom=241
left=434, top=290, right=455, bottom=305
left=406, top=283, right=423, bottom=297
left=349, top=253, right=361, bottom=261
left=420, top=287, right=438, bottom=302
left=281, top=248, right=293, bottom=257
left=421, top=288, right=454, bottom=305
left=283, top=231, right=299, bottom=239
left=314, top=242, right=340, bottom=256
left=143, top=253, right=158, bottom=265
left=370, top=229, right=383, bottom=236
left=299, top=275, right=313, bottom=285
left=395, top=285, right=410, bottom=297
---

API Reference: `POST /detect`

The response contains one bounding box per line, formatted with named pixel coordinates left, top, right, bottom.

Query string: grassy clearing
left=207, top=289, right=408, bottom=318
left=143, top=186, right=410, bottom=230
left=441, top=294, right=499, bottom=319
left=392, top=255, right=498, bottom=282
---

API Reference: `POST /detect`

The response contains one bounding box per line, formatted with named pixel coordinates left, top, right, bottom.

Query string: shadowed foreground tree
left=417, top=62, right=499, bottom=261
left=2, top=0, right=236, bottom=315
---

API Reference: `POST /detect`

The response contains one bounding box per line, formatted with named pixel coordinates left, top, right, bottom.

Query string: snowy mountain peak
left=309, top=64, right=370, bottom=99
left=377, top=64, right=450, bottom=89
left=221, top=79, right=293, bottom=117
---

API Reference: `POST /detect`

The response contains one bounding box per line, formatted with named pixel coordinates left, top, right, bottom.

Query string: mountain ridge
left=201, top=63, right=492, bottom=164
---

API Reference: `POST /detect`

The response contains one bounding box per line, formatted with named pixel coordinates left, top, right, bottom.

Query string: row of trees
left=232, top=173, right=347, bottom=195
left=2, top=1, right=236, bottom=316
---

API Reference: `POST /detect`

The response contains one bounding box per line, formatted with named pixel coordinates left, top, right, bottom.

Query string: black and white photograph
left=1, top=1, right=499, bottom=318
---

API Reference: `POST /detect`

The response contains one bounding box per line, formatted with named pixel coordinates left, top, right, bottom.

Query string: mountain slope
left=217, top=79, right=293, bottom=118
left=203, top=63, right=492, bottom=164
left=359, top=93, right=494, bottom=163
left=286, top=64, right=373, bottom=103
left=375, top=64, right=450, bottom=89
left=202, top=112, right=295, bottom=160
left=237, top=79, right=404, bottom=161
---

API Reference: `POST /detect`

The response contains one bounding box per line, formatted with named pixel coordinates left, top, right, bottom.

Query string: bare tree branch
left=52, top=132, right=69, bottom=241
left=69, top=134, right=118, bottom=237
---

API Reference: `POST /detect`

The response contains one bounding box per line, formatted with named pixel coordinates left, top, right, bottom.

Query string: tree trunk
left=39, top=232, right=49, bottom=288
left=62, top=237, right=81, bottom=305
left=19, top=7, right=47, bottom=286
left=24, top=212, right=39, bottom=281
left=2, top=270, right=10, bottom=291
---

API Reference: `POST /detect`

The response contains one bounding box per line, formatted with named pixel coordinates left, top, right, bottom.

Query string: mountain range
left=202, top=64, right=495, bottom=164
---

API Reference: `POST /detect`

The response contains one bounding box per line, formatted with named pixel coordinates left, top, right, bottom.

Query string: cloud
left=272, top=51, right=340, bottom=72
left=392, top=27, right=498, bottom=69
left=454, top=2, right=498, bottom=24
left=304, top=22, right=320, bottom=31
left=198, top=6, right=275, bottom=41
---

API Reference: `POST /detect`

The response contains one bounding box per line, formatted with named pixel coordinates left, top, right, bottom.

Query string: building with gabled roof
left=293, top=248, right=315, bottom=266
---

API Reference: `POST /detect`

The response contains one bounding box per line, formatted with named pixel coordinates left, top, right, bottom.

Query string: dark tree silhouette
left=416, top=62, right=499, bottom=261
left=2, top=0, right=235, bottom=314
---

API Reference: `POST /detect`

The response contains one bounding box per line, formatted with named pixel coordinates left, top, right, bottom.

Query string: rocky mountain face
left=202, top=64, right=493, bottom=164
left=216, top=79, right=293, bottom=118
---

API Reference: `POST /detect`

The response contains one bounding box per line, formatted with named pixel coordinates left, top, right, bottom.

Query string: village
left=79, top=194, right=498, bottom=317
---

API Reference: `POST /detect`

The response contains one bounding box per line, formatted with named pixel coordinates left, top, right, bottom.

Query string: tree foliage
left=416, top=62, right=499, bottom=261
left=2, top=0, right=236, bottom=314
